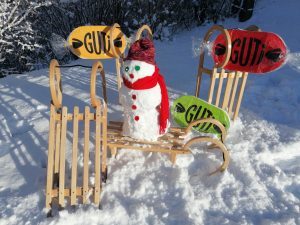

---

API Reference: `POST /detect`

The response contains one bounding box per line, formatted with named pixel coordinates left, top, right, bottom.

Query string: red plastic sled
left=212, top=29, right=287, bottom=74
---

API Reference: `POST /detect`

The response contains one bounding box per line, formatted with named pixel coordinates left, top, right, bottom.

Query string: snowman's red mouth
left=129, top=74, right=134, bottom=79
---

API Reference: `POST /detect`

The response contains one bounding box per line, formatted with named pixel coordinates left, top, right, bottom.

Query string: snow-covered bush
left=0, top=0, right=50, bottom=76
left=1, top=0, right=235, bottom=75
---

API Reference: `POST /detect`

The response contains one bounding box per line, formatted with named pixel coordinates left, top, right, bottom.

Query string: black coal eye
left=125, top=66, right=129, bottom=72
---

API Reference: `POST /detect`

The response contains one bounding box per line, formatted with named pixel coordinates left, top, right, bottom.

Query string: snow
left=0, top=0, right=300, bottom=224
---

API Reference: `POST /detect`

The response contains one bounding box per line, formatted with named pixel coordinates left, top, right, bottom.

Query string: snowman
left=119, top=38, right=169, bottom=141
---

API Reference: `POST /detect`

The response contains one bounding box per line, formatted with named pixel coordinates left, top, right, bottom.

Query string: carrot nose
left=129, top=74, right=134, bottom=79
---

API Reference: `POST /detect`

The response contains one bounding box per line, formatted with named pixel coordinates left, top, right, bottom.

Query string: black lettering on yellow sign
left=68, top=26, right=126, bottom=59
left=79, top=31, right=114, bottom=55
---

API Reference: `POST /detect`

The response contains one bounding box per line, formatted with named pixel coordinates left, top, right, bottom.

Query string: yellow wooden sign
left=67, top=25, right=127, bottom=59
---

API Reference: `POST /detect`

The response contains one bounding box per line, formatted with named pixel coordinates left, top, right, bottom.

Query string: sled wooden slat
left=70, top=106, right=79, bottom=205
left=208, top=68, right=217, bottom=103
left=58, top=107, right=68, bottom=207
left=94, top=106, right=101, bottom=205
left=46, top=104, right=56, bottom=209
left=233, top=72, right=248, bottom=120
left=83, top=106, right=90, bottom=204
left=215, top=69, right=225, bottom=107
left=222, top=72, right=234, bottom=110
left=54, top=123, right=61, bottom=174
left=228, top=72, right=240, bottom=116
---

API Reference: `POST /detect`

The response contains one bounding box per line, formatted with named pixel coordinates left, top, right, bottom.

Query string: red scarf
left=123, top=66, right=169, bottom=134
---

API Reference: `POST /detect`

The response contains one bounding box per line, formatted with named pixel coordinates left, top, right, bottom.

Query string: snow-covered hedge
left=0, top=0, right=51, bottom=76
left=1, top=0, right=235, bottom=76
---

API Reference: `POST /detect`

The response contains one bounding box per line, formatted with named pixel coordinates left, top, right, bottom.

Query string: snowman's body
left=120, top=60, right=165, bottom=141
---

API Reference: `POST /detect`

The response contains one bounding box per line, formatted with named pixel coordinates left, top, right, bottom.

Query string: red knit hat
left=124, top=38, right=155, bottom=65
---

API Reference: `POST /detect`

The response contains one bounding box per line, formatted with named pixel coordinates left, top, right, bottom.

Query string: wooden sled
left=195, top=25, right=260, bottom=120
left=101, top=24, right=230, bottom=177
left=45, top=60, right=108, bottom=216
left=106, top=118, right=229, bottom=176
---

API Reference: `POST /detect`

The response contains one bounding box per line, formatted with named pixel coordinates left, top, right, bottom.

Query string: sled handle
left=49, top=59, right=63, bottom=109
left=135, top=25, right=153, bottom=41
left=110, top=23, right=123, bottom=58
left=90, top=61, right=107, bottom=108
left=202, top=25, right=232, bottom=68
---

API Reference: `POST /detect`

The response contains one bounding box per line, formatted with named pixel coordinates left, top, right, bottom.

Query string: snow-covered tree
left=0, top=0, right=48, bottom=76
left=0, top=0, right=236, bottom=76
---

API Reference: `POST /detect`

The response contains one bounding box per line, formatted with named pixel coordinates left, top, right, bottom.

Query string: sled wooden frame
left=45, top=59, right=108, bottom=216
left=195, top=25, right=260, bottom=120
left=106, top=118, right=229, bottom=175
left=102, top=24, right=229, bottom=176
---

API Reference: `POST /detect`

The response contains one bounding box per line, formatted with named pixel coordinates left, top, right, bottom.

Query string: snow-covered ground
left=0, top=0, right=300, bottom=224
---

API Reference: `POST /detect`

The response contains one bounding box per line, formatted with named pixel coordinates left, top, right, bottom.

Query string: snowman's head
left=122, top=60, right=155, bottom=83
